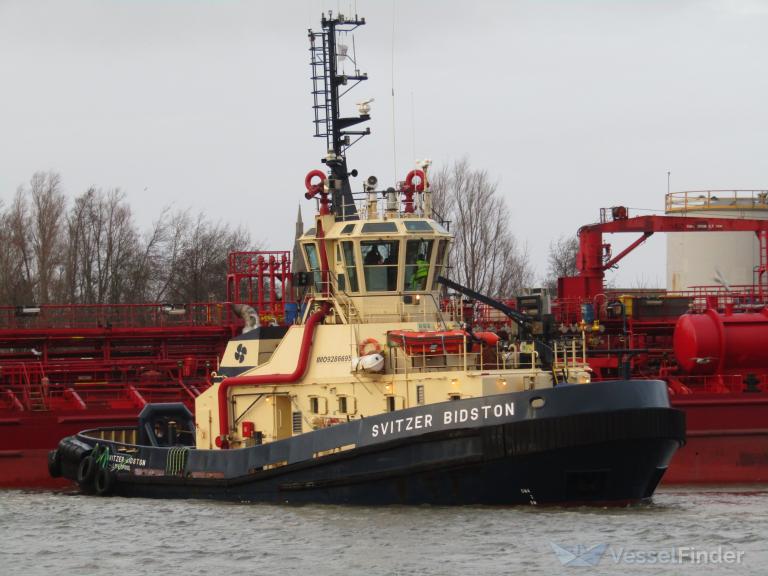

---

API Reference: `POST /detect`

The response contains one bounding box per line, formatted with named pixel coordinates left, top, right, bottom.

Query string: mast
left=309, top=12, right=371, bottom=221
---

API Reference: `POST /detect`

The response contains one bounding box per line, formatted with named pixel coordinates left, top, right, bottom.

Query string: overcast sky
left=1, top=0, right=767, bottom=287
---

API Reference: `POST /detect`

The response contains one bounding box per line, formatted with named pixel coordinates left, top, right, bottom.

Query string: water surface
left=1, top=486, right=765, bottom=575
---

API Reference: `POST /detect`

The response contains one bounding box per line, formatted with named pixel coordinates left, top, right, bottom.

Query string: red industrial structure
left=0, top=251, right=294, bottom=488
left=555, top=208, right=768, bottom=484
left=559, top=208, right=768, bottom=303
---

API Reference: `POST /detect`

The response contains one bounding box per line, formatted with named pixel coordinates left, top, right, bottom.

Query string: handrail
left=0, top=301, right=241, bottom=331
left=303, top=277, right=446, bottom=326
left=316, top=189, right=436, bottom=222
left=666, top=190, right=768, bottom=213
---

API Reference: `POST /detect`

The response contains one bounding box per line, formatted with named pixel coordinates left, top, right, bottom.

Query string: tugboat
left=50, top=13, right=684, bottom=505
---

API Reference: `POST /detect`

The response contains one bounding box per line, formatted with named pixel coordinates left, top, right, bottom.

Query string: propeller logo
left=550, top=542, right=608, bottom=567
left=234, top=344, right=248, bottom=363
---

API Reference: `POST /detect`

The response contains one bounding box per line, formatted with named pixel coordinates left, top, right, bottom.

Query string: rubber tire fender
left=77, top=455, right=97, bottom=486
left=47, top=450, right=62, bottom=478
left=94, top=467, right=115, bottom=496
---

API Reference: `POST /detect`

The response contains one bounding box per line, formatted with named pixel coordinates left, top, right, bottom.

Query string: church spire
left=292, top=205, right=306, bottom=274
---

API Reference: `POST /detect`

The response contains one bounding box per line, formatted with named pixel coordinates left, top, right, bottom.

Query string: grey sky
left=1, top=0, right=766, bottom=287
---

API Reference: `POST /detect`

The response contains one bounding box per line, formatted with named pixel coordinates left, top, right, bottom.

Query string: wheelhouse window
left=404, top=220, right=434, bottom=233
left=341, top=241, right=360, bottom=292
left=361, top=240, right=399, bottom=291
left=303, top=243, right=322, bottom=290
left=432, top=240, right=449, bottom=290
left=362, top=222, right=398, bottom=234
left=404, top=239, right=433, bottom=291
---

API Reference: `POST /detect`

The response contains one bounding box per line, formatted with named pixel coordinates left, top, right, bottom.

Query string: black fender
left=94, top=467, right=116, bottom=496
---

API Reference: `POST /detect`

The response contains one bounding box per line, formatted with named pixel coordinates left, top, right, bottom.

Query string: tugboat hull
left=53, top=380, right=685, bottom=505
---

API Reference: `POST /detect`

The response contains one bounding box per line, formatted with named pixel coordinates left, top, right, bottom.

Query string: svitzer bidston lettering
left=370, top=401, right=514, bottom=438
left=444, top=402, right=515, bottom=424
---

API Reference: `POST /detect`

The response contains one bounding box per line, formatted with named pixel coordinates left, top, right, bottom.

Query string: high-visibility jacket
left=411, top=258, right=429, bottom=289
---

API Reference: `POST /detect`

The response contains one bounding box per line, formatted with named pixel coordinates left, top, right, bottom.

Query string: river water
left=1, top=486, right=766, bottom=575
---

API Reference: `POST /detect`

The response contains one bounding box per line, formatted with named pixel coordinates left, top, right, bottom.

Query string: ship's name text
left=108, top=453, right=147, bottom=471
left=370, top=401, right=515, bottom=438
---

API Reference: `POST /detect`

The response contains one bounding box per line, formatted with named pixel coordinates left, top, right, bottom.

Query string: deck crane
left=559, top=208, right=768, bottom=301
left=436, top=276, right=557, bottom=368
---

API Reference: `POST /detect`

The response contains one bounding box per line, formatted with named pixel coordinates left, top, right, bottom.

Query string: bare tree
left=124, top=207, right=171, bottom=302
left=6, top=188, right=36, bottom=304
left=430, top=159, right=533, bottom=297
left=61, top=189, right=89, bottom=302
left=157, top=211, right=253, bottom=303
left=29, top=172, right=66, bottom=303
left=1, top=171, right=262, bottom=306
left=62, top=188, right=139, bottom=303
left=545, top=234, right=580, bottom=294
left=0, top=200, right=14, bottom=304
left=427, top=167, right=456, bottom=231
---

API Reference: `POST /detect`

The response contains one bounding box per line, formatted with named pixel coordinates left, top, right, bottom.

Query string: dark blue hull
left=52, top=381, right=686, bottom=505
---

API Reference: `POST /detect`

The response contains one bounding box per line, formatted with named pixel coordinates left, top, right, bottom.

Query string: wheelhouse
left=300, top=218, right=452, bottom=296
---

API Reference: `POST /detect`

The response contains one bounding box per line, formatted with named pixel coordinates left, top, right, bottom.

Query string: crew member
left=411, top=253, right=429, bottom=289
left=365, top=246, right=383, bottom=265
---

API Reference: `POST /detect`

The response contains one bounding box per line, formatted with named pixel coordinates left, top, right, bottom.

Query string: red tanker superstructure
left=0, top=251, right=295, bottom=488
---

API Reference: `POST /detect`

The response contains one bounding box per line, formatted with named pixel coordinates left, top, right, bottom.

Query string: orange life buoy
left=405, top=169, right=426, bottom=192
left=304, top=169, right=327, bottom=198
left=358, top=337, right=382, bottom=356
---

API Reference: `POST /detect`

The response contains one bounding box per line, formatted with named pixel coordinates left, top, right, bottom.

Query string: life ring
left=358, top=337, right=382, bottom=356
left=405, top=169, right=426, bottom=192
left=304, top=169, right=327, bottom=198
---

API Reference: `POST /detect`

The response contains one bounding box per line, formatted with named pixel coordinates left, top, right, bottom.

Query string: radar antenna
left=309, top=12, right=370, bottom=220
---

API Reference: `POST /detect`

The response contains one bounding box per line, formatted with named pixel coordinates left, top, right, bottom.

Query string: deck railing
left=665, top=190, right=768, bottom=213
left=0, top=302, right=239, bottom=331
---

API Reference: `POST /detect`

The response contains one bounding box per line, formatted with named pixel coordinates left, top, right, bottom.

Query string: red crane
left=559, top=207, right=768, bottom=301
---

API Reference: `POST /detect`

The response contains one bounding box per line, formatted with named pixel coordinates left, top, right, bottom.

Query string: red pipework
left=304, top=170, right=330, bottom=215
left=401, top=169, right=425, bottom=214
left=257, top=255, right=265, bottom=322
left=216, top=303, right=330, bottom=446
left=268, top=255, right=278, bottom=317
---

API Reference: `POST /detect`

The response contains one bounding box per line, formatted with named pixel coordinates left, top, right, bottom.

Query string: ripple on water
left=0, top=487, right=767, bottom=575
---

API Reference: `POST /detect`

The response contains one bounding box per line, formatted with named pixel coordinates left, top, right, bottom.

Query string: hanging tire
left=77, top=455, right=97, bottom=486
left=47, top=450, right=62, bottom=478
left=94, top=467, right=115, bottom=496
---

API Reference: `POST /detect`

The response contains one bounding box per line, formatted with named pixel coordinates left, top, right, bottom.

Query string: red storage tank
left=673, top=308, right=768, bottom=375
